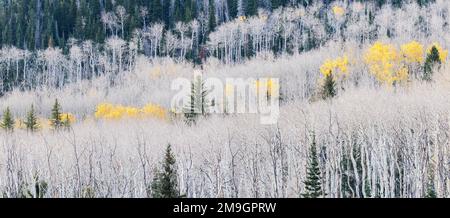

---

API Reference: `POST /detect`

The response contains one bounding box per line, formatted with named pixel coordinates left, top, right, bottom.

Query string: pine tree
left=24, top=104, right=39, bottom=132
left=302, top=134, right=324, bottom=198
left=321, top=73, right=337, bottom=100
left=423, top=46, right=441, bottom=81
left=50, top=99, right=63, bottom=129
left=1, top=107, right=15, bottom=131
left=151, top=144, right=179, bottom=198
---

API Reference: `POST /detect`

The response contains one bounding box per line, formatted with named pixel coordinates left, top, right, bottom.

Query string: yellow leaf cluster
left=401, top=41, right=424, bottom=63
left=427, top=42, right=448, bottom=63
left=141, top=104, right=167, bottom=120
left=95, top=103, right=166, bottom=120
left=60, top=113, right=76, bottom=124
left=364, top=42, right=407, bottom=85
left=332, top=6, right=345, bottom=17
left=14, top=119, right=26, bottom=129
left=320, top=55, right=349, bottom=77
left=38, top=118, right=50, bottom=130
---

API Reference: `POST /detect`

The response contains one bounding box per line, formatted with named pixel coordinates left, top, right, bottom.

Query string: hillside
left=0, top=0, right=449, bottom=198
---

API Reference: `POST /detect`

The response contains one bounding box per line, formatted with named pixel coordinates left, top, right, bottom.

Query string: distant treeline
left=0, top=0, right=434, bottom=50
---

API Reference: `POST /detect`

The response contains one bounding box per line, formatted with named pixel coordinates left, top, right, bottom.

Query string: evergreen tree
left=423, top=46, right=441, bottom=81
left=1, top=107, right=15, bottom=131
left=50, top=99, right=63, bottom=129
left=227, top=0, right=238, bottom=19
left=426, top=164, right=437, bottom=198
left=208, top=0, right=217, bottom=31
left=302, top=134, right=324, bottom=198
left=183, top=75, right=210, bottom=125
left=150, top=0, right=163, bottom=23
left=151, top=144, right=179, bottom=198
left=321, top=73, right=337, bottom=100
left=24, top=104, right=39, bottom=132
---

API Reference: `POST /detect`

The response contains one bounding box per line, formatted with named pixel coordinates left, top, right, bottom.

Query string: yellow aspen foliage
left=395, top=66, right=409, bottom=83
left=95, top=103, right=116, bottom=119
left=141, top=104, right=167, bottom=120
left=332, top=6, right=345, bottom=17
left=427, top=43, right=448, bottom=63
left=125, top=107, right=140, bottom=118
left=364, top=42, right=408, bottom=85
left=38, top=118, right=51, bottom=130
left=238, top=16, right=247, bottom=22
left=320, top=55, right=349, bottom=77
left=15, top=119, right=26, bottom=129
left=95, top=103, right=167, bottom=121
left=60, top=113, right=76, bottom=124
left=401, top=41, right=424, bottom=63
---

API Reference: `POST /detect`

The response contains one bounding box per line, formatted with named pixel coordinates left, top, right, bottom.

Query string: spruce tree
left=50, top=99, right=63, bottom=129
left=184, top=82, right=199, bottom=125
left=423, top=46, right=441, bottom=81
left=1, top=107, right=15, bottom=132
left=321, top=73, right=337, bottom=100
left=24, top=104, right=39, bottom=132
left=183, top=75, right=210, bottom=125
left=302, top=134, right=324, bottom=198
left=426, top=165, right=437, bottom=198
left=151, top=144, right=179, bottom=198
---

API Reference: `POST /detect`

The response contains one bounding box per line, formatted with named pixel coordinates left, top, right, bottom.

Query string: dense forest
left=0, top=0, right=435, bottom=50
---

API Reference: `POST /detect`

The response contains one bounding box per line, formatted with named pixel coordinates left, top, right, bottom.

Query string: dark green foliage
left=302, top=134, right=324, bottom=198
left=151, top=144, right=179, bottom=198
left=24, top=104, right=39, bottom=132
left=426, top=165, right=437, bottom=198
left=321, top=73, right=337, bottom=100
left=184, top=75, right=210, bottom=125
left=208, top=0, right=217, bottom=31
left=50, top=99, right=63, bottom=129
left=1, top=107, right=15, bottom=131
left=423, top=46, right=441, bottom=81
left=245, top=0, right=258, bottom=16
left=0, top=0, right=428, bottom=51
